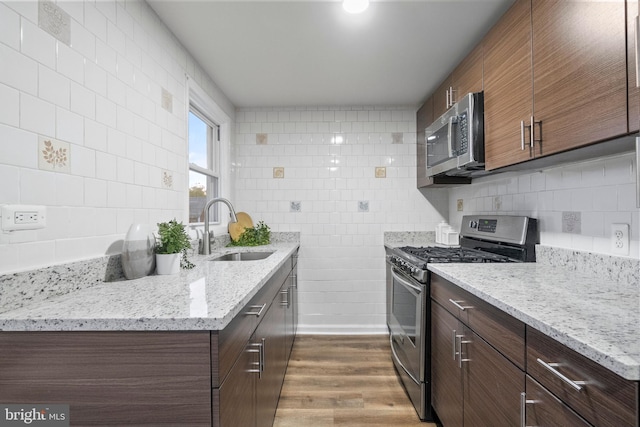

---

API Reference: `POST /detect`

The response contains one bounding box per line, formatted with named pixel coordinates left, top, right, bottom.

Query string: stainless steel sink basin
left=210, top=251, right=274, bottom=261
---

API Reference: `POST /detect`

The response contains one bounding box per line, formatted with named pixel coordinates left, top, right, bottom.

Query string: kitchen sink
left=210, top=251, right=274, bottom=262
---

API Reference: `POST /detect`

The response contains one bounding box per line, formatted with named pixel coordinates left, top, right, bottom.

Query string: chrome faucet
left=200, top=197, right=238, bottom=255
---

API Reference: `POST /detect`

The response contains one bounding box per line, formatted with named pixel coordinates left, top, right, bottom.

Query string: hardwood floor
left=274, top=335, right=436, bottom=427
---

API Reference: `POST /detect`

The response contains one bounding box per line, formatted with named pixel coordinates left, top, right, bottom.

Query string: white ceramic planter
left=155, top=253, right=181, bottom=275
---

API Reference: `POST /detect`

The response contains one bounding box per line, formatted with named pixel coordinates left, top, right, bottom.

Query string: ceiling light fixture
left=343, top=0, right=369, bottom=14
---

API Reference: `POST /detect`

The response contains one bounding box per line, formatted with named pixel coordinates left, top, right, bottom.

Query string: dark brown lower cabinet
left=431, top=301, right=524, bottom=427
left=0, top=332, right=212, bottom=426
left=525, top=376, right=591, bottom=427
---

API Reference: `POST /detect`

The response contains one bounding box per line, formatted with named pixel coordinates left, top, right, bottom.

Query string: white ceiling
left=147, top=0, right=514, bottom=108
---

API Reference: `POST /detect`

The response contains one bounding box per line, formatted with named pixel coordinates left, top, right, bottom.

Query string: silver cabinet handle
left=452, top=329, right=457, bottom=361
left=530, top=115, right=535, bottom=148
left=457, top=335, right=471, bottom=369
left=520, top=120, right=526, bottom=151
left=636, top=137, right=640, bottom=208
left=446, top=88, right=450, bottom=109
left=536, top=358, right=586, bottom=392
left=633, top=16, right=640, bottom=87
left=520, top=392, right=536, bottom=427
left=245, top=304, right=266, bottom=317
left=448, top=298, right=472, bottom=311
left=280, top=288, right=289, bottom=307
left=247, top=342, right=263, bottom=378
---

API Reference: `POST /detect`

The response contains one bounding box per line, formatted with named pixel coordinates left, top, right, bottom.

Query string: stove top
left=399, top=246, right=515, bottom=264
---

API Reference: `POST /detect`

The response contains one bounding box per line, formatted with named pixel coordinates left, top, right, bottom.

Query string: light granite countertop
left=0, top=241, right=299, bottom=332
left=428, top=262, right=640, bottom=381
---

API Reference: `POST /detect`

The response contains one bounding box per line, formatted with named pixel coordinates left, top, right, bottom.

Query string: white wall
left=447, top=152, right=640, bottom=259
left=0, top=0, right=234, bottom=274
left=233, top=107, right=448, bottom=334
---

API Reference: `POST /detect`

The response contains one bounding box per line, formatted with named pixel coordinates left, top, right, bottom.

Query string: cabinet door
left=218, top=342, right=258, bottom=427
left=255, top=298, right=286, bottom=427
left=463, top=325, right=525, bottom=427
left=433, top=76, right=454, bottom=119
left=451, top=43, right=483, bottom=101
left=532, top=0, right=627, bottom=156
left=628, top=0, right=640, bottom=132
left=284, top=274, right=296, bottom=360
left=430, top=302, right=463, bottom=427
left=416, top=98, right=434, bottom=188
left=525, top=376, right=591, bottom=427
left=484, top=0, right=534, bottom=170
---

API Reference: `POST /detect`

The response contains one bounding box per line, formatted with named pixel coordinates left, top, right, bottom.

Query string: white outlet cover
left=610, top=223, right=629, bottom=255
left=1, top=205, right=46, bottom=231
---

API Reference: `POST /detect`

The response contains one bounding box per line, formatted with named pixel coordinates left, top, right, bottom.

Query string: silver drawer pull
left=245, top=304, right=266, bottom=317
left=536, top=358, right=586, bottom=392
left=448, top=299, right=472, bottom=311
left=520, top=392, right=536, bottom=427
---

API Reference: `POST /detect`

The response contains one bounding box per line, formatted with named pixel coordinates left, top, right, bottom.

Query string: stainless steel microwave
left=424, top=92, right=484, bottom=178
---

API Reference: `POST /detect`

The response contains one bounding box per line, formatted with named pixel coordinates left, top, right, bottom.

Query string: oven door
left=387, top=265, right=425, bottom=384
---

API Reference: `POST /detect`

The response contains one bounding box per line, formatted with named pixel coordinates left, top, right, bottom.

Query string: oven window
left=392, top=277, right=418, bottom=346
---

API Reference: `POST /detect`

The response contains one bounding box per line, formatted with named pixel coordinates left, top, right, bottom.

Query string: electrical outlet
left=1, top=205, right=46, bottom=231
left=611, top=223, right=629, bottom=255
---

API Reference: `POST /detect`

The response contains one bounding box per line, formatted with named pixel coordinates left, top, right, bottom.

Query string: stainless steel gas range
left=385, top=215, right=538, bottom=421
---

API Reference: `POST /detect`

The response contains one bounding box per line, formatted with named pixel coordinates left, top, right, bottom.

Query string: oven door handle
left=389, top=334, right=420, bottom=385
left=391, top=268, right=422, bottom=294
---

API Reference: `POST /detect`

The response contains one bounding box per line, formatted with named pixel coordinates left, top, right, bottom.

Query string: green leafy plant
left=228, top=221, right=271, bottom=247
left=155, top=219, right=194, bottom=269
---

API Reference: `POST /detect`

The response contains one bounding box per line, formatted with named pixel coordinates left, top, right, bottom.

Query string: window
left=188, top=108, right=220, bottom=223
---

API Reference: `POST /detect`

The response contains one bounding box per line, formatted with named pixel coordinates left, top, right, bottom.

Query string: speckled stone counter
left=428, top=262, right=640, bottom=380
left=0, top=240, right=299, bottom=332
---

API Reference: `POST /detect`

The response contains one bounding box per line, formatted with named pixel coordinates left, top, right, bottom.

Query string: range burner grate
left=399, top=246, right=514, bottom=264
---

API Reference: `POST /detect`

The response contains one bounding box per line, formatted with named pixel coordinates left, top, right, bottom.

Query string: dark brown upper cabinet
left=484, top=0, right=628, bottom=171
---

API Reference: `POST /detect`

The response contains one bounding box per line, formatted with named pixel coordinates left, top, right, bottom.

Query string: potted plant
left=155, top=219, right=194, bottom=274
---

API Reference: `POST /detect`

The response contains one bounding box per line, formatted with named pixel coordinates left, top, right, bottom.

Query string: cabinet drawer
left=527, top=328, right=639, bottom=427
left=213, top=260, right=291, bottom=386
left=431, top=274, right=525, bottom=369
left=526, top=375, right=591, bottom=427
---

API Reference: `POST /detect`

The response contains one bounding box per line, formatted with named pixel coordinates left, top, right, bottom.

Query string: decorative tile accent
left=273, top=167, right=284, bottom=178
left=161, top=170, right=173, bottom=189
left=256, top=133, right=268, bottom=145
left=391, top=132, right=403, bottom=144
left=38, top=136, right=70, bottom=173
left=161, top=88, right=173, bottom=112
left=375, top=167, right=386, bottom=178
left=358, top=201, right=369, bottom=212
left=38, top=0, right=70, bottom=45
left=290, top=201, right=301, bottom=212
left=562, top=211, right=581, bottom=234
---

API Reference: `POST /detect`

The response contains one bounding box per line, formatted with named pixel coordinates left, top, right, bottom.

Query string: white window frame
left=186, top=77, right=232, bottom=233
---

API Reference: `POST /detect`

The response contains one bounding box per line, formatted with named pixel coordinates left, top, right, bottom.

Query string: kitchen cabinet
left=430, top=274, right=525, bottom=427
left=484, top=0, right=628, bottom=170
left=629, top=0, right=640, bottom=133
left=526, top=327, right=639, bottom=427
left=416, top=98, right=433, bottom=188
left=432, top=43, right=484, bottom=119
left=0, top=252, right=298, bottom=427
left=525, top=376, right=592, bottom=427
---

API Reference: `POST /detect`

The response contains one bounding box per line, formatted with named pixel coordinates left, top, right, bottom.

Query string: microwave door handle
left=447, top=116, right=457, bottom=158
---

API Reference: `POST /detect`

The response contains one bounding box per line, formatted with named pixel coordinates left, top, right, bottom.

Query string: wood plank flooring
left=273, top=335, right=437, bottom=427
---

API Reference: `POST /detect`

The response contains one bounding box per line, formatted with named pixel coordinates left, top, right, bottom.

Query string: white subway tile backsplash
left=20, top=167, right=57, bottom=205
left=0, top=83, right=19, bottom=126
left=56, top=107, right=84, bottom=145
left=84, top=3, right=107, bottom=41
left=69, top=144, right=95, bottom=178
left=69, top=18, right=95, bottom=60
left=55, top=173, right=84, bottom=206
left=84, top=60, right=107, bottom=96
left=0, top=164, right=20, bottom=202
left=0, top=43, right=38, bottom=95
left=38, top=65, right=70, bottom=108
left=20, top=92, right=55, bottom=135
left=21, top=17, right=56, bottom=68
left=70, top=83, right=95, bottom=119
left=84, top=177, right=107, bottom=207
left=0, top=2, right=20, bottom=49
left=56, top=42, right=85, bottom=84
